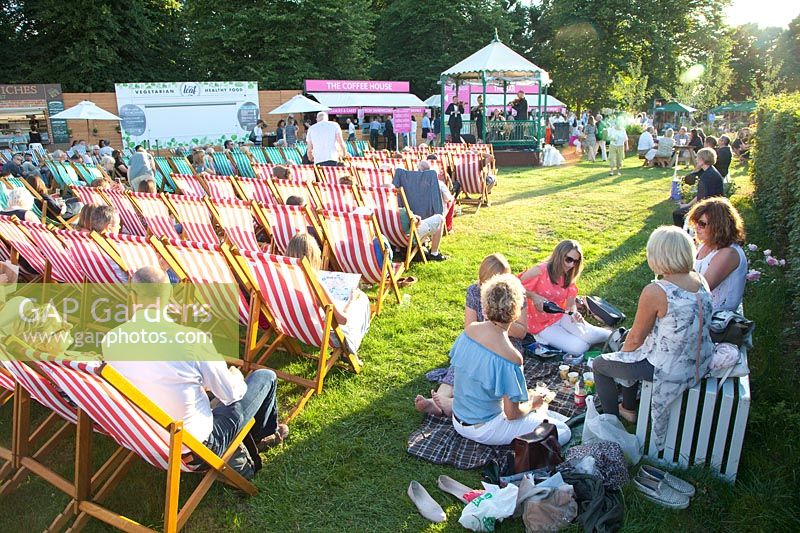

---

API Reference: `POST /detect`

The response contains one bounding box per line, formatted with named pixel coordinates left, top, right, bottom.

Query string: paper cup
left=574, top=391, right=587, bottom=407
left=568, top=371, right=579, bottom=385
left=559, top=365, right=570, bottom=380
left=583, top=372, right=595, bottom=394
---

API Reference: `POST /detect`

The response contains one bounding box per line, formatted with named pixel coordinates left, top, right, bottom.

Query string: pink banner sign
left=393, top=108, right=412, bottom=134
left=329, top=107, right=424, bottom=115
left=305, top=79, right=410, bottom=93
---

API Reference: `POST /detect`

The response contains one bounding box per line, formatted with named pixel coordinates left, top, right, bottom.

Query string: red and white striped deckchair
left=285, top=164, right=318, bottom=183
left=252, top=163, right=273, bottom=179
left=165, top=195, right=219, bottom=245
left=16, top=220, right=86, bottom=283
left=129, top=192, right=181, bottom=240
left=232, top=250, right=361, bottom=421
left=199, top=175, right=238, bottom=200
left=95, top=232, right=169, bottom=276
left=0, top=215, right=47, bottom=280
left=258, top=204, right=320, bottom=256
left=450, top=153, right=488, bottom=211
left=53, top=229, right=128, bottom=284
left=315, top=165, right=355, bottom=185
left=357, top=186, right=426, bottom=269
left=169, top=173, right=207, bottom=197
left=313, top=182, right=360, bottom=212
left=356, top=167, right=394, bottom=188
left=103, top=189, right=147, bottom=236
left=445, top=142, right=470, bottom=153
left=269, top=178, right=314, bottom=205
left=232, top=177, right=278, bottom=205
left=206, top=197, right=268, bottom=252
left=0, top=239, right=9, bottom=263
left=318, top=209, right=402, bottom=314
left=39, top=359, right=256, bottom=532
left=68, top=185, right=110, bottom=207
left=347, top=157, right=377, bottom=172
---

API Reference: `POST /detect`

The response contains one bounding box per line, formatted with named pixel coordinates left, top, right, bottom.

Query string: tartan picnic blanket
left=407, top=357, right=591, bottom=470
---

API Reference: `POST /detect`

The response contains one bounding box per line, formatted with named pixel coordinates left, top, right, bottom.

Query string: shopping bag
left=581, top=395, right=642, bottom=464
left=459, top=483, right=518, bottom=532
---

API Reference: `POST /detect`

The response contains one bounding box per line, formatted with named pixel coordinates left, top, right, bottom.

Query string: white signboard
left=115, top=81, right=259, bottom=149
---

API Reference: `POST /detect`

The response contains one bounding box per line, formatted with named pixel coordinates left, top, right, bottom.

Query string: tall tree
left=373, top=0, right=516, bottom=97
left=727, top=24, right=784, bottom=100
left=776, top=15, right=800, bottom=92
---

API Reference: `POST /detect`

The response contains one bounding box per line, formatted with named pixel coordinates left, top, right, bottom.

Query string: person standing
left=347, top=118, right=356, bottom=142
left=471, top=96, right=485, bottom=141
left=251, top=120, right=265, bottom=146
left=369, top=116, right=381, bottom=149
left=583, top=116, right=597, bottom=162
left=385, top=115, right=396, bottom=151
left=445, top=96, right=464, bottom=144
left=274, top=120, right=286, bottom=147
left=606, top=119, right=628, bottom=176
left=421, top=113, right=431, bottom=143
left=511, top=91, right=528, bottom=120
left=306, top=111, right=347, bottom=166
left=284, top=117, right=298, bottom=146
left=595, top=114, right=608, bottom=161
left=409, top=115, right=417, bottom=147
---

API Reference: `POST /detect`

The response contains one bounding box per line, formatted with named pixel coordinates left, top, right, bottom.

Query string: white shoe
left=639, top=465, right=696, bottom=498
left=407, top=481, right=446, bottom=522
left=633, top=474, right=690, bottom=509
left=437, top=475, right=472, bottom=504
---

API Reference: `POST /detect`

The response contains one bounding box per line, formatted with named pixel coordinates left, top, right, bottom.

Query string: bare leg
left=431, top=384, right=454, bottom=417
left=415, top=391, right=444, bottom=416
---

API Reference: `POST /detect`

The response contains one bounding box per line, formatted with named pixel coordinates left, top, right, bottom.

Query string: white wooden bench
left=635, top=372, right=751, bottom=482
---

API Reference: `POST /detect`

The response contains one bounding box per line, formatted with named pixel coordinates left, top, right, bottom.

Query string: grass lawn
left=1, top=155, right=797, bottom=532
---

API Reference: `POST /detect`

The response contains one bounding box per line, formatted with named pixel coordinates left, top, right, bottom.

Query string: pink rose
left=763, top=249, right=772, bottom=257
left=779, top=259, right=786, bottom=267
left=747, top=244, right=758, bottom=252
left=746, top=269, right=761, bottom=281
left=766, top=256, right=779, bottom=266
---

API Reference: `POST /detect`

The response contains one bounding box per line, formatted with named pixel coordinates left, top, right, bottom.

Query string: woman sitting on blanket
left=592, top=226, right=713, bottom=450
left=520, top=240, right=610, bottom=355
left=449, top=274, right=571, bottom=446
left=414, top=253, right=527, bottom=417
left=285, top=233, right=371, bottom=354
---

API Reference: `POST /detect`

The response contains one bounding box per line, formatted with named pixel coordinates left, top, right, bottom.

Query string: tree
left=776, top=15, right=800, bottom=92
left=728, top=24, right=785, bottom=100
left=372, top=0, right=516, bottom=97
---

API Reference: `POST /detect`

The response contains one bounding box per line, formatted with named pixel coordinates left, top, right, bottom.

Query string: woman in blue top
left=451, top=274, right=571, bottom=446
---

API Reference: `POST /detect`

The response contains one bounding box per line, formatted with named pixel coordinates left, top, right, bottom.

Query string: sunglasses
left=696, top=220, right=708, bottom=229
left=565, top=256, right=581, bottom=265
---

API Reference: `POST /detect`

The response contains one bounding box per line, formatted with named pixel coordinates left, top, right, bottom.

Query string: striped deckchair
left=345, top=141, right=358, bottom=157
left=168, top=155, right=195, bottom=176
left=293, top=141, right=308, bottom=156
left=129, top=192, right=181, bottom=240
left=231, top=250, right=361, bottom=421
left=229, top=150, right=256, bottom=178
left=1, top=176, right=44, bottom=222
left=253, top=163, right=273, bottom=179
left=39, top=359, right=256, bottom=532
left=199, top=175, right=238, bottom=200
left=282, top=147, right=303, bottom=165
left=211, top=152, right=236, bottom=176
left=0, top=215, right=47, bottom=280
left=315, top=165, right=355, bottom=185
left=68, top=185, right=110, bottom=207
left=313, top=182, right=360, bottom=212
left=286, top=164, right=318, bottom=183
left=358, top=186, right=426, bottom=269
left=348, top=157, right=377, bottom=172
left=318, top=209, right=402, bottom=314
left=47, top=161, right=83, bottom=189
left=269, top=179, right=314, bottom=205
left=103, top=189, right=148, bottom=237
left=259, top=204, right=321, bottom=255
left=356, top=168, right=394, bottom=188
left=72, top=163, right=97, bottom=182
left=54, top=229, right=128, bottom=284
left=153, top=156, right=176, bottom=191
left=206, top=198, right=268, bottom=252
left=264, top=146, right=287, bottom=165
left=165, top=195, right=219, bottom=245
left=16, top=220, right=86, bottom=283
left=232, top=177, right=278, bottom=205
left=249, top=146, right=269, bottom=164
left=354, top=140, right=371, bottom=156
left=169, top=173, right=207, bottom=197
left=96, top=232, right=171, bottom=276
left=450, top=153, right=489, bottom=211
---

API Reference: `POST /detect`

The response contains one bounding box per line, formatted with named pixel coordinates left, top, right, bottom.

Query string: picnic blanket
left=407, top=357, right=591, bottom=470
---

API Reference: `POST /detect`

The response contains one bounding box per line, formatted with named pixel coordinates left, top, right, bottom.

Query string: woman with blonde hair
left=415, top=253, right=527, bottom=417
left=285, top=233, right=371, bottom=354
left=450, top=274, right=571, bottom=446
left=687, top=197, right=747, bottom=312
left=0, top=187, right=38, bottom=222
left=592, top=226, right=713, bottom=445
left=520, top=240, right=610, bottom=354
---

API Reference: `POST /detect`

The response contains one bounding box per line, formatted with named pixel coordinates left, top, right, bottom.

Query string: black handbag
left=709, top=311, right=754, bottom=347
left=585, top=296, right=626, bottom=326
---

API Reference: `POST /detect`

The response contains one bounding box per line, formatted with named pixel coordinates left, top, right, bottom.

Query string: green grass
left=1, top=156, right=797, bottom=532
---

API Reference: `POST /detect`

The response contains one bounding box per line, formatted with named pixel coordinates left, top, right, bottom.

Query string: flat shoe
left=437, top=475, right=472, bottom=504
left=633, top=474, right=690, bottom=509
left=397, top=276, right=417, bottom=288
left=639, top=465, right=696, bottom=498
left=407, top=481, right=446, bottom=523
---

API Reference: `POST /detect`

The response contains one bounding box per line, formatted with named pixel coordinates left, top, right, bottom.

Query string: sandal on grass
left=257, top=423, right=289, bottom=451
left=397, top=276, right=417, bottom=288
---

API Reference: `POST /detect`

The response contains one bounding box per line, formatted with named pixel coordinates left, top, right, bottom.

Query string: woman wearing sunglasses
left=687, top=197, right=747, bottom=312
left=519, top=240, right=611, bottom=355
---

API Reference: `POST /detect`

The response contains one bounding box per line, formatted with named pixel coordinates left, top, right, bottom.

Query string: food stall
left=0, top=84, right=68, bottom=148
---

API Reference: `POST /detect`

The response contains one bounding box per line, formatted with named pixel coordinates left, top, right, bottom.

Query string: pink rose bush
left=744, top=243, right=786, bottom=283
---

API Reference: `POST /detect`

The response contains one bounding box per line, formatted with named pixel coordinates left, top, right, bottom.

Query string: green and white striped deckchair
left=211, top=152, right=237, bottom=176
left=354, top=140, right=371, bottom=157
left=3, top=176, right=49, bottom=223
left=282, top=147, right=303, bottom=165
left=249, top=146, right=269, bottom=164
left=264, top=146, right=287, bottom=165
left=48, top=161, right=83, bottom=189
left=294, top=141, right=307, bottom=156
left=169, top=156, right=195, bottom=176
left=346, top=142, right=358, bottom=157
left=229, top=151, right=256, bottom=178
left=152, top=156, right=175, bottom=192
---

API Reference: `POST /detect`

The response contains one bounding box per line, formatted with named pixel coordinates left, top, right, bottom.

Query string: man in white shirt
left=105, top=266, right=286, bottom=469
left=98, top=140, right=114, bottom=158
left=346, top=118, right=356, bottom=142
left=606, top=120, right=629, bottom=176
left=306, top=111, right=346, bottom=166
left=252, top=120, right=265, bottom=146
left=637, top=126, right=655, bottom=158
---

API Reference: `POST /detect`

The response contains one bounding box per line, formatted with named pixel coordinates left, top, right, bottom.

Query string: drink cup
left=574, top=389, right=587, bottom=407
left=583, top=372, right=595, bottom=394
left=568, top=371, right=579, bottom=385
left=559, top=364, right=570, bottom=380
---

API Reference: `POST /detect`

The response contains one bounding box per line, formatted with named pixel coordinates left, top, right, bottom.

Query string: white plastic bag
left=582, top=395, right=642, bottom=464
left=459, top=483, right=518, bottom=532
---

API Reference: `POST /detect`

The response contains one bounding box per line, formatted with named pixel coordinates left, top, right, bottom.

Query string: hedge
left=750, top=93, right=800, bottom=308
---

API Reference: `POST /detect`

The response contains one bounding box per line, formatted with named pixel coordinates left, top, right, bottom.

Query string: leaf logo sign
left=180, top=83, right=201, bottom=97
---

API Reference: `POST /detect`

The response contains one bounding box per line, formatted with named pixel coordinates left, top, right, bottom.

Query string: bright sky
left=726, top=0, right=800, bottom=28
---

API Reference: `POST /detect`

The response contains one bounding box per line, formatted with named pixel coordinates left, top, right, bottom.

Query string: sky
left=725, top=0, right=800, bottom=28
